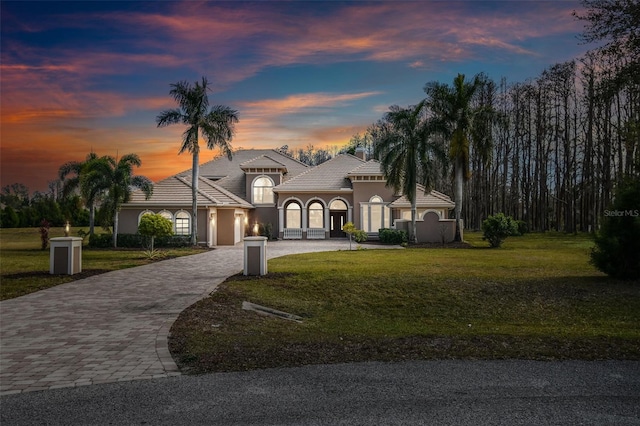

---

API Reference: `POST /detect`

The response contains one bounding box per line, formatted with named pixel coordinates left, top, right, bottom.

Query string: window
left=308, top=202, right=324, bottom=228
left=361, top=195, right=391, bottom=233
left=285, top=203, right=301, bottom=228
left=175, top=211, right=191, bottom=235
left=329, top=199, right=347, bottom=210
left=158, top=210, right=173, bottom=223
left=137, top=210, right=154, bottom=225
left=252, top=176, right=274, bottom=204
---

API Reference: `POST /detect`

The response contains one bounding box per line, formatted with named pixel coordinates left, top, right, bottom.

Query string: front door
left=330, top=211, right=347, bottom=238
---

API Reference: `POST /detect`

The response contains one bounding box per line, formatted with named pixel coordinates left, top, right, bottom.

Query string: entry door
left=330, top=211, right=347, bottom=238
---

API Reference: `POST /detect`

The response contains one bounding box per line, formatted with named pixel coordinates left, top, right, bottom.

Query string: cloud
left=239, top=91, right=383, bottom=116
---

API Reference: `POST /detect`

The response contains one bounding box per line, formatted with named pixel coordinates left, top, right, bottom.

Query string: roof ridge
left=198, top=176, right=253, bottom=206
left=176, top=175, right=221, bottom=204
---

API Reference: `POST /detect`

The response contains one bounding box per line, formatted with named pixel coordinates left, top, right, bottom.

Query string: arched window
left=308, top=201, right=324, bottom=228
left=137, top=210, right=154, bottom=225
left=285, top=202, right=301, bottom=228
left=158, top=210, right=173, bottom=223
left=361, top=195, right=391, bottom=233
left=252, top=176, right=274, bottom=204
left=329, top=199, right=348, bottom=210
left=175, top=211, right=191, bottom=235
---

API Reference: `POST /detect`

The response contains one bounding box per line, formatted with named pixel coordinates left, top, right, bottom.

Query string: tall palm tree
left=86, top=154, right=153, bottom=248
left=59, top=152, right=104, bottom=237
left=156, top=77, right=239, bottom=245
left=424, top=73, right=491, bottom=242
left=373, top=101, right=445, bottom=243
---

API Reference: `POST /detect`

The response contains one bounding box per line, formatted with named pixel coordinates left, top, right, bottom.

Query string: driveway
left=0, top=240, right=355, bottom=395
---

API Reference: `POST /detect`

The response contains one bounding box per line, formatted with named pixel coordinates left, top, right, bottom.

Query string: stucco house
left=119, top=148, right=457, bottom=245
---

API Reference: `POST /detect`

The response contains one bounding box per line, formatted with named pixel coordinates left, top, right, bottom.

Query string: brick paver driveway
left=0, top=240, right=355, bottom=395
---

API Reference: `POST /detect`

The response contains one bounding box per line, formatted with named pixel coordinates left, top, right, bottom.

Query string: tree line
left=366, top=0, right=639, bottom=235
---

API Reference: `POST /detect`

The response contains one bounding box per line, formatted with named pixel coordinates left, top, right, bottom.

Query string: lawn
left=169, top=232, right=640, bottom=373
left=0, top=227, right=207, bottom=300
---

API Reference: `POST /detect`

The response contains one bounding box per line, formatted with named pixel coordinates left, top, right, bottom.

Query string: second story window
left=252, top=176, right=274, bottom=204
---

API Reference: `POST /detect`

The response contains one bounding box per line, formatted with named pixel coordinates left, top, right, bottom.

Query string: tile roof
left=240, top=155, right=288, bottom=170
left=179, top=149, right=308, bottom=199
left=127, top=175, right=252, bottom=208
left=389, top=186, right=455, bottom=209
left=274, top=154, right=365, bottom=192
left=346, top=160, right=384, bottom=176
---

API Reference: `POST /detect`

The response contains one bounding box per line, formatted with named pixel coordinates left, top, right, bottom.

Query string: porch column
left=302, top=208, right=308, bottom=235
left=348, top=206, right=353, bottom=223
left=278, top=206, right=284, bottom=237
left=324, top=207, right=330, bottom=230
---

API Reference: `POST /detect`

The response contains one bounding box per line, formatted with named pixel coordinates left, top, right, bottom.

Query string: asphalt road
left=1, top=360, right=639, bottom=425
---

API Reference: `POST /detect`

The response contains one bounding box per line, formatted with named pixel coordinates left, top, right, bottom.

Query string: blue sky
left=1, top=1, right=589, bottom=192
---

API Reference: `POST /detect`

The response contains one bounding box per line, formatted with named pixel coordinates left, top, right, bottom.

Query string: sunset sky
left=1, top=1, right=590, bottom=193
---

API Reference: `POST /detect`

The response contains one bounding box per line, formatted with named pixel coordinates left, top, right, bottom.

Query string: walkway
left=0, top=240, right=355, bottom=395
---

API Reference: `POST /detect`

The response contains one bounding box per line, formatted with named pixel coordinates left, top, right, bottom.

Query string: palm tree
left=424, top=73, right=492, bottom=242
left=372, top=101, right=445, bottom=243
left=59, top=152, right=105, bottom=237
left=156, top=77, right=239, bottom=245
left=86, top=154, right=153, bottom=248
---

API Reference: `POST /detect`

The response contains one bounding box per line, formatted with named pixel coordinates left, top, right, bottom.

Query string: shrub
left=481, top=213, right=518, bottom=248
left=88, top=233, right=190, bottom=249
left=39, top=219, right=51, bottom=250
left=378, top=228, right=408, bottom=245
left=591, top=177, right=640, bottom=280
left=353, top=229, right=368, bottom=243
left=258, top=223, right=274, bottom=240
left=515, top=220, right=529, bottom=236
left=342, top=221, right=367, bottom=249
left=138, top=214, right=173, bottom=251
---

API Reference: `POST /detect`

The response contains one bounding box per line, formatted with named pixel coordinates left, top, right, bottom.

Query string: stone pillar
left=49, top=237, right=83, bottom=275
left=244, top=236, right=267, bottom=276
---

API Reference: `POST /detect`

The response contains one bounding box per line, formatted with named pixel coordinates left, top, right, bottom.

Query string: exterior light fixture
left=64, top=221, right=70, bottom=237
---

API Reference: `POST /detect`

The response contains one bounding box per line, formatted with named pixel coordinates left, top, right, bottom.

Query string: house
left=119, top=148, right=457, bottom=245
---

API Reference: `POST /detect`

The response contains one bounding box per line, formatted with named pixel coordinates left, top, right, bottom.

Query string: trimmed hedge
left=88, top=233, right=191, bottom=248
left=378, top=228, right=408, bottom=245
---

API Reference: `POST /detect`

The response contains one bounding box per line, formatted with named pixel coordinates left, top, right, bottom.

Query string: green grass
left=169, top=232, right=640, bottom=373
left=0, top=227, right=206, bottom=300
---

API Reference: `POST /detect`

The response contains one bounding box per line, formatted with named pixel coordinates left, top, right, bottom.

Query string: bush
left=481, top=213, right=518, bottom=248
left=258, top=223, right=274, bottom=240
left=88, top=233, right=191, bottom=249
left=378, top=228, right=408, bottom=244
left=39, top=219, right=50, bottom=250
left=138, top=214, right=173, bottom=251
left=515, top=220, right=529, bottom=236
left=591, top=177, right=640, bottom=280
left=353, top=229, right=368, bottom=243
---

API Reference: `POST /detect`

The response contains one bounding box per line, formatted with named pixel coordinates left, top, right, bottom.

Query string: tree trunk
left=89, top=204, right=95, bottom=237
left=191, top=150, right=199, bottom=246
left=454, top=159, right=464, bottom=242
left=410, top=196, right=417, bottom=244
left=113, top=209, right=119, bottom=248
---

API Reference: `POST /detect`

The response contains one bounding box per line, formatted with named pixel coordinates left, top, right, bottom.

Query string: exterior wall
left=245, top=172, right=283, bottom=204
left=397, top=208, right=449, bottom=221
left=351, top=181, right=397, bottom=230
left=395, top=213, right=461, bottom=243
left=118, top=208, right=148, bottom=234
left=249, top=206, right=279, bottom=236
left=196, top=208, right=208, bottom=243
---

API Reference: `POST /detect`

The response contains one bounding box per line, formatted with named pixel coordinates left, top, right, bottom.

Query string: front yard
left=0, top=227, right=206, bottom=300
left=169, top=232, right=640, bottom=373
